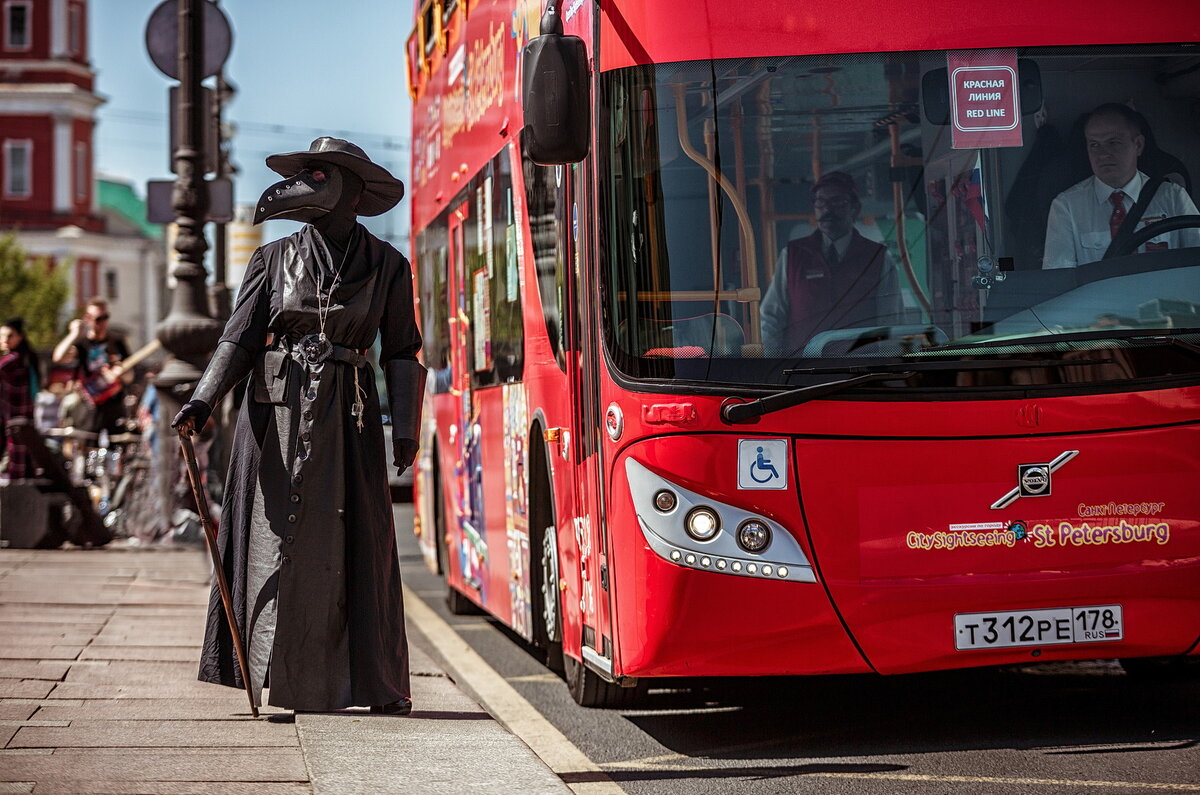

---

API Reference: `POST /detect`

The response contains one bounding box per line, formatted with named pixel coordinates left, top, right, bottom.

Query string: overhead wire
left=100, top=107, right=410, bottom=151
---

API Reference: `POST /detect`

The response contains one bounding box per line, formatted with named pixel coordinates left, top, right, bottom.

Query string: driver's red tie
left=1109, top=190, right=1127, bottom=239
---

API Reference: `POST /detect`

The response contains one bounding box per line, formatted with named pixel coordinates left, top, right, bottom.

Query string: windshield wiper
left=722, top=371, right=913, bottom=423
left=723, top=357, right=1110, bottom=424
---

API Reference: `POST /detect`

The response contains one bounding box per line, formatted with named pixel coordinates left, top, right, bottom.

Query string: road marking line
left=403, top=585, right=623, bottom=795
left=815, top=773, right=1200, bottom=791
left=600, top=761, right=1200, bottom=791
left=507, top=673, right=563, bottom=683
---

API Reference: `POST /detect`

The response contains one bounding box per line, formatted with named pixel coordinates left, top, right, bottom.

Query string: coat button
left=304, top=410, right=313, bottom=420
left=285, top=535, right=294, bottom=544
left=288, top=514, right=297, bottom=523
left=306, top=390, right=316, bottom=400
left=292, top=474, right=303, bottom=485
left=301, top=431, right=311, bottom=442
left=290, top=494, right=301, bottom=503
left=282, top=555, right=291, bottom=564
left=297, top=451, right=308, bottom=461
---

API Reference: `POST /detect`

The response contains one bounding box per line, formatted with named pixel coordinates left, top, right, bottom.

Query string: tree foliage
left=0, top=234, right=70, bottom=349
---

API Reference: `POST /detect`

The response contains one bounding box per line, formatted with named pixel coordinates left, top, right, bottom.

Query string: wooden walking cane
left=178, top=431, right=259, bottom=718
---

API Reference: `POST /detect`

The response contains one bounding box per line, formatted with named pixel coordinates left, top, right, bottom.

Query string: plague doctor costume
left=173, top=138, right=425, bottom=713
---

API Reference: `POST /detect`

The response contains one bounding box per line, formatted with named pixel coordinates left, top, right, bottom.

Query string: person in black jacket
left=51, top=298, right=130, bottom=436
left=172, top=138, right=424, bottom=715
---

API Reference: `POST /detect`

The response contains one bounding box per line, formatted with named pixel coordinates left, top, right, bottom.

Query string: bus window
left=522, top=147, right=568, bottom=371
left=465, top=150, right=525, bottom=387
left=416, top=222, right=451, bottom=394
left=600, top=46, right=1200, bottom=386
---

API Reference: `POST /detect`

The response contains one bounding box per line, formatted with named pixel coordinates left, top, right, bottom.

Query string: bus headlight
left=737, top=519, right=771, bottom=553
left=685, top=506, right=720, bottom=541
left=625, top=457, right=816, bottom=583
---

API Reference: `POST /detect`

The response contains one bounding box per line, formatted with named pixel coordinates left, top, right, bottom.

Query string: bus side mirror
left=922, top=59, right=1043, bottom=125
left=521, top=4, right=590, bottom=164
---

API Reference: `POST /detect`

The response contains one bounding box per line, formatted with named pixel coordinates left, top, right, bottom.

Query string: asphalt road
left=393, top=502, right=1200, bottom=794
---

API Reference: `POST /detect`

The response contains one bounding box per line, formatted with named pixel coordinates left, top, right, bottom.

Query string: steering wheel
left=1107, top=214, right=1200, bottom=258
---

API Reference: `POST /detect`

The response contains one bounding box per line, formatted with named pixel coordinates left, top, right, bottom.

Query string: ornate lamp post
left=153, top=0, right=223, bottom=520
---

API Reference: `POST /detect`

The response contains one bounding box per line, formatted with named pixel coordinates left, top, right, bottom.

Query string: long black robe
left=194, top=223, right=422, bottom=710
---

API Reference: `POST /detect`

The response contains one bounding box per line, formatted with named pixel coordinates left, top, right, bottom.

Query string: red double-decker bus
left=406, top=0, right=1200, bottom=705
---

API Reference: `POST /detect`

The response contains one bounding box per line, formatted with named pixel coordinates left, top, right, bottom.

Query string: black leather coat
left=192, top=223, right=423, bottom=710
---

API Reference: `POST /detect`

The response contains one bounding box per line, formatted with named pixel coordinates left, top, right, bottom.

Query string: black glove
left=393, top=437, right=418, bottom=477
left=172, top=399, right=212, bottom=437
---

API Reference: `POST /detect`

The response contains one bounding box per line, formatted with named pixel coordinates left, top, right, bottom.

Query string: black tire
left=536, top=525, right=565, bottom=673
left=528, top=429, right=564, bottom=673
left=564, top=654, right=646, bottom=708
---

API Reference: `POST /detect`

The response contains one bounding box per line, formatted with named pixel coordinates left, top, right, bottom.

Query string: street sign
left=146, top=177, right=234, bottom=225
left=144, top=0, right=233, bottom=81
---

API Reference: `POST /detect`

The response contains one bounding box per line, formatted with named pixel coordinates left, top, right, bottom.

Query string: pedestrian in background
left=0, top=318, right=41, bottom=480
left=51, top=297, right=131, bottom=437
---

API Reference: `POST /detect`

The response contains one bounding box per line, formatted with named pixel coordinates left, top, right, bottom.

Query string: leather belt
left=284, top=335, right=367, bottom=368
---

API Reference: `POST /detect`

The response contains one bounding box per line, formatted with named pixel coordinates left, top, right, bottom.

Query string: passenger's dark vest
left=784, top=231, right=889, bottom=350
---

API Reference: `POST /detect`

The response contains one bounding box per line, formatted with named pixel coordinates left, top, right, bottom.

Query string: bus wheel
left=536, top=525, right=564, bottom=673
left=529, top=429, right=564, bottom=672
left=564, top=655, right=646, bottom=709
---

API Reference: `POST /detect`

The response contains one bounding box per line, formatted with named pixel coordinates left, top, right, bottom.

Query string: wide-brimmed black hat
left=265, top=137, right=404, bottom=217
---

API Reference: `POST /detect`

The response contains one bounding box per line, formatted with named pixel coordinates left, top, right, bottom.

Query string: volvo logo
left=991, top=451, right=1079, bottom=510
left=1018, top=465, right=1050, bottom=496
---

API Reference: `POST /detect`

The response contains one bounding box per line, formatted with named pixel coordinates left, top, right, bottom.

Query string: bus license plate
left=955, top=605, right=1124, bottom=650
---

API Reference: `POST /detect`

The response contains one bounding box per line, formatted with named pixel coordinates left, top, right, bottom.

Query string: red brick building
left=1, top=0, right=101, bottom=232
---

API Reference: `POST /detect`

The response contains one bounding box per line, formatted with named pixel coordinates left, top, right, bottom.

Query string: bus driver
left=1043, top=103, right=1200, bottom=269
left=760, top=171, right=904, bottom=356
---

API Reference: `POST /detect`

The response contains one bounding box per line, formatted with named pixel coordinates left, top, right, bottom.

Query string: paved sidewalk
left=0, top=545, right=568, bottom=794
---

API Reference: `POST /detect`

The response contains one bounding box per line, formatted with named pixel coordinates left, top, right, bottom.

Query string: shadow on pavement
left=619, top=663, right=1200, bottom=759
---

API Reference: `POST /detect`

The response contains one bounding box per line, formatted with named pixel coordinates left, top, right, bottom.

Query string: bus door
left=563, top=161, right=617, bottom=676
left=447, top=200, right=487, bottom=598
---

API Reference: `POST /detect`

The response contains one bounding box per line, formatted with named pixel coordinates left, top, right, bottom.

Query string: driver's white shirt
left=1043, top=171, right=1200, bottom=269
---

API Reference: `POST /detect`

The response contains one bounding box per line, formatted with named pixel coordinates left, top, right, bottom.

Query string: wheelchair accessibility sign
left=738, top=439, right=788, bottom=490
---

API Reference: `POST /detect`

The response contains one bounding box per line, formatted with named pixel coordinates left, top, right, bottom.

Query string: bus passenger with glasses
left=760, top=171, right=905, bottom=356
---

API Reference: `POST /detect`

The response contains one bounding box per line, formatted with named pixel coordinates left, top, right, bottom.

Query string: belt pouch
left=252, top=349, right=290, bottom=404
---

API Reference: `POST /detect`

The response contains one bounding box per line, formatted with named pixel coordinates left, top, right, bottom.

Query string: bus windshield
left=600, top=45, right=1200, bottom=386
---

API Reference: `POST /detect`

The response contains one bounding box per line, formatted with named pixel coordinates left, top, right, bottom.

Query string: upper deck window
left=422, top=0, right=437, bottom=57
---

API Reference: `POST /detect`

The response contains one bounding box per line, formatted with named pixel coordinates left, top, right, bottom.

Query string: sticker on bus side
left=738, top=439, right=788, bottom=490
